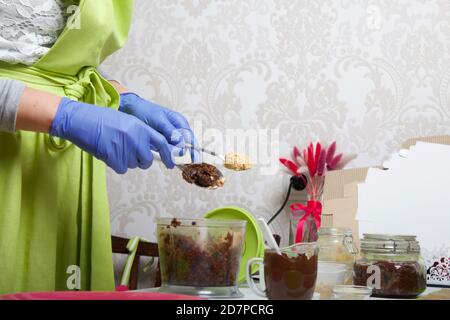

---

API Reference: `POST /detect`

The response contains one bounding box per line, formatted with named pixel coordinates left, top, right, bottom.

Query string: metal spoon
left=185, top=143, right=225, bottom=162
left=185, top=143, right=252, bottom=171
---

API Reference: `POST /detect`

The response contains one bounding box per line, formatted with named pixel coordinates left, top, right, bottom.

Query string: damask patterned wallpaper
left=102, top=0, right=450, bottom=282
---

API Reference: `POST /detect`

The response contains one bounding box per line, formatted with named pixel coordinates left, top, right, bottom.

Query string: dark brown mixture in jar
left=264, top=250, right=318, bottom=300
left=353, top=260, right=427, bottom=298
left=181, top=163, right=225, bottom=189
left=158, top=230, right=242, bottom=287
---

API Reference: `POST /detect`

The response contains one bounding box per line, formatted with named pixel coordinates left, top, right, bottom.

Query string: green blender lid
left=204, top=206, right=265, bottom=283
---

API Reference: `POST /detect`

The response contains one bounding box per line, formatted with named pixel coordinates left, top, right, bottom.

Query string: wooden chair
left=111, top=235, right=161, bottom=290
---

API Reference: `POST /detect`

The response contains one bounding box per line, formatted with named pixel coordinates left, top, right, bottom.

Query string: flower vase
left=289, top=199, right=323, bottom=244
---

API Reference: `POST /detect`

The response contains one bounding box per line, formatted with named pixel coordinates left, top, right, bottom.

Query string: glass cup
left=246, top=243, right=319, bottom=300
left=157, top=218, right=246, bottom=298
left=315, top=261, right=348, bottom=300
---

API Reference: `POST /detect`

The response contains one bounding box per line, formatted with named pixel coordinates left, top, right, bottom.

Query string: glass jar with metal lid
left=316, top=227, right=358, bottom=299
left=353, top=234, right=427, bottom=298
left=318, top=227, right=358, bottom=267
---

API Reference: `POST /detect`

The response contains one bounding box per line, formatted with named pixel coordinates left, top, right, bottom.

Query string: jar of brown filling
left=353, top=234, right=427, bottom=298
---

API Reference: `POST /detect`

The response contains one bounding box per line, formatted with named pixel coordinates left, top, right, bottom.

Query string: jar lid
left=361, top=234, right=421, bottom=254
left=319, top=227, right=359, bottom=255
left=318, top=227, right=352, bottom=236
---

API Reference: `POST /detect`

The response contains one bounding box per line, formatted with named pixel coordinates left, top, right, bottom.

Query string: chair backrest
left=111, top=236, right=161, bottom=290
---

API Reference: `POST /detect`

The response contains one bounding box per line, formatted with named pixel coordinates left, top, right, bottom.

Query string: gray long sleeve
left=98, top=66, right=115, bottom=81
left=0, top=79, right=26, bottom=133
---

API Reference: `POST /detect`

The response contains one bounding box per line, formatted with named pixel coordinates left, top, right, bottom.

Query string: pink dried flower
left=280, top=141, right=355, bottom=203
left=317, top=149, right=327, bottom=176
left=335, top=154, right=357, bottom=170
left=326, top=141, right=336, bottom=165
left=280, top=158, right=300, bottom=176
left=307, top=144, right=315, bottom=177
left=293, top=146, right=301, bottom=159
left=314, top=142, right=322, bottom=167
left=327, top=153, right=343, bottom=171
left=296, top=154, right=306, bottom=167
left=281, top=141, right=355, bottom=178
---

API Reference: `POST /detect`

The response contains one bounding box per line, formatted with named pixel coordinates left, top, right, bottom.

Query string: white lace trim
left=0, top=0, right=76, bottom=65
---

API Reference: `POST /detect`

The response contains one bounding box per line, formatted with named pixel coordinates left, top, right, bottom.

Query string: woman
left=0, top=0, right=197, bottom=293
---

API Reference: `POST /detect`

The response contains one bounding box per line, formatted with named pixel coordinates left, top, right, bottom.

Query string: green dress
left=0, top=0, right=134, bottom=294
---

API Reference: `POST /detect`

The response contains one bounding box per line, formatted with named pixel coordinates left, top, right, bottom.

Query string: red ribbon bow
left=290, top=201, right=322, bottom=243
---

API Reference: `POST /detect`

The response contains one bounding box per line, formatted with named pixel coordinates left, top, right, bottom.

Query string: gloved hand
left=50, top=98, right=176, bottom=174
left=119, top=93, right=200, bottom=162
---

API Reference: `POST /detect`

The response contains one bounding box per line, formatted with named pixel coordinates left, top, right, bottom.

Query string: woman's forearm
left=16, top=87, right=61, bottom=133
left=109, top=80, right=129, bottom=94
left=11, top=80, right=125, bottom=133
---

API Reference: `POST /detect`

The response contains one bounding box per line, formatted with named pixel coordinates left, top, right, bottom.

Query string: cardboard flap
left=402, top=135, right=450, bottom=149
left=321, top=135, right=450, bottom=245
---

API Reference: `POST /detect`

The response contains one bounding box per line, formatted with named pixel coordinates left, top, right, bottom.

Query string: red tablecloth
left=0, top=291, right=203, bottom=300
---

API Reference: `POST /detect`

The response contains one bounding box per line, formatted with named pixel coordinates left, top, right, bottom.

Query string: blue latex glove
left=119, top=93, right=200, bottom=162
left=50, top=98, right=176, bottom=174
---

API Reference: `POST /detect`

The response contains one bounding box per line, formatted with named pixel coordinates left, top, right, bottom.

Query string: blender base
left=158, top=284, right=244, bottom=299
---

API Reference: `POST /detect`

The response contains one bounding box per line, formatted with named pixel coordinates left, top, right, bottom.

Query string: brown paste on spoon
left=181, top=163, right=225, bottom=189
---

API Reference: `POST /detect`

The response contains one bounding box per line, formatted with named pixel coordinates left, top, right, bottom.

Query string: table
left=138, top=285, right=442, bottom=300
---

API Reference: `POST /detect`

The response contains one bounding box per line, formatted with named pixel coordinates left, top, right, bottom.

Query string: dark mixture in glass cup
left=157, top=218, right=245, bottom=287
left=264, top=243, right=319, bottom=300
